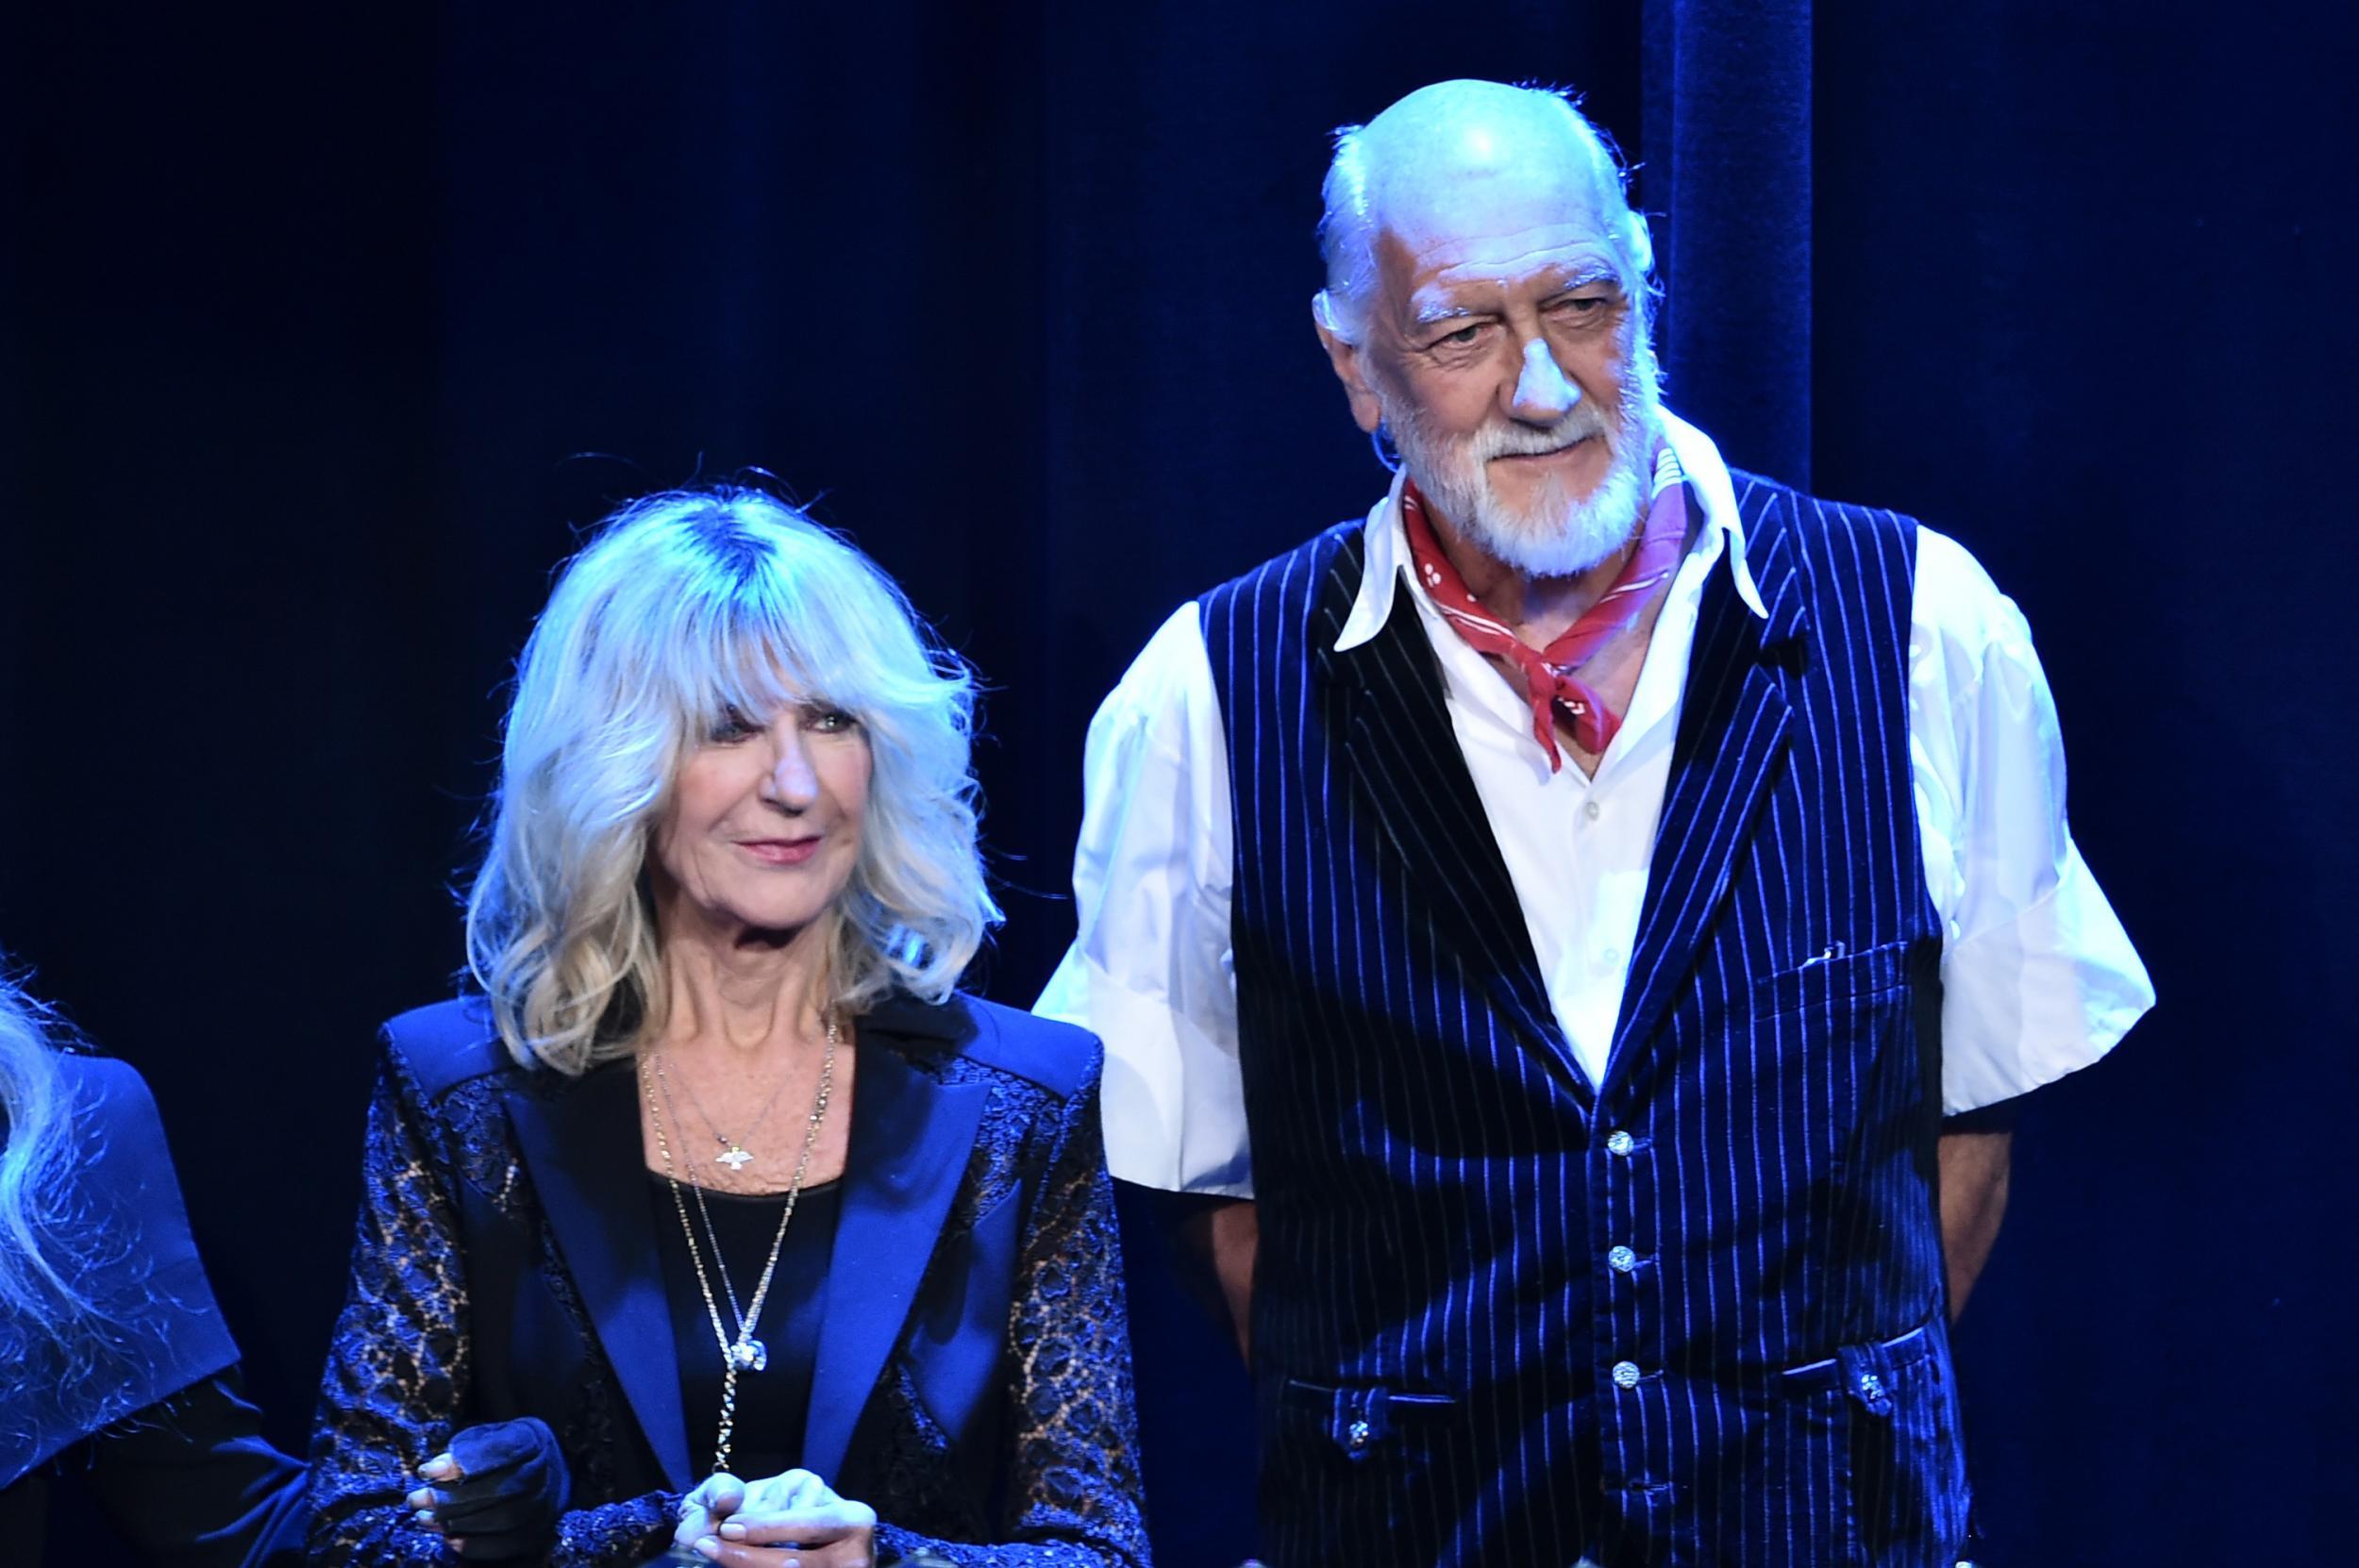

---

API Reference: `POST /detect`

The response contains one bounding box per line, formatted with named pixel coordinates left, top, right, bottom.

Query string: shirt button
left=1611, top=1360, right=1642, bottom=1390
left=1607, top=1245, right=1638, bottom=1273
left=1606, top=1130, right=1635, bottom=1156
left=1583, top=799, right=1602, bottom=821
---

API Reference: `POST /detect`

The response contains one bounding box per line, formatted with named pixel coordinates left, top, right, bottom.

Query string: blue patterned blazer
left=307, top=992, right=1149, bottom=1567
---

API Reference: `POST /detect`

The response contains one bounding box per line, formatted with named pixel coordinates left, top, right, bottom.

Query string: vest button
left=1605, top=1129, right=1636, bottom=1157
left=1610, top=1359, right=1642, bottom=1390
left=1607, top=1245, right=1638, bottom=1273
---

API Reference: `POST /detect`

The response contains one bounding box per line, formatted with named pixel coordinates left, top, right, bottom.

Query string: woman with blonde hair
left=309, top=487, right=1148, bottom=1566
left=0, top=966, right=308, bottom=1564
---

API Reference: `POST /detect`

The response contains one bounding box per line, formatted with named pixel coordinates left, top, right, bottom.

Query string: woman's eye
left=806, top=707, right=860, bottom=734
left=707, top=708, right=762, bottom=743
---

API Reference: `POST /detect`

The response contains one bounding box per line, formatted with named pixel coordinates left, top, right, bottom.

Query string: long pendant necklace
left=653, top=1067, right=773, bottom=1349
left=640, top=1014, right=836, bottom=1475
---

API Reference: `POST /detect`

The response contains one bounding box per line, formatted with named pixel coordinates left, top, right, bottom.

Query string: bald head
left=1316, top=80, right=1652, bottom=346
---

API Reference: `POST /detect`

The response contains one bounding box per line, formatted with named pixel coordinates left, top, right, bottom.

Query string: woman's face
left=649, top=700, right=871, bottom=941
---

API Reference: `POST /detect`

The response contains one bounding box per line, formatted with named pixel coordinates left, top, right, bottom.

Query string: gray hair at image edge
left=0, top=972, right=110, bottom=1366
left=1313, top=82, right=1657, bottom=351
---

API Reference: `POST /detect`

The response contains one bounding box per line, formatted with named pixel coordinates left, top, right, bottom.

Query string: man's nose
left=762, top=728, right=820, bottom=809
left=1508, top=336, right=1579, bottom=425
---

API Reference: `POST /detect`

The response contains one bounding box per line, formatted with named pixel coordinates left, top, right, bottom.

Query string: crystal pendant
left=729, top=1339, right=768, bottom=1373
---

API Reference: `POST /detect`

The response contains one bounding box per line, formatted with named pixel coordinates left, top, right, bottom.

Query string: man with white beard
left=1038, top=79, right=2150, bottom=1567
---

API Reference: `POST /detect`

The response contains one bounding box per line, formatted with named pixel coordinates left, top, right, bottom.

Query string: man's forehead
left=1371, top=194, right=1624, bottom=318
left=1371, top=151, right=1612, bottom=254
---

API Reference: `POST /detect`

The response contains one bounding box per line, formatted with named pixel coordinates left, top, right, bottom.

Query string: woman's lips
left=736, top=836, right=822, bottom=866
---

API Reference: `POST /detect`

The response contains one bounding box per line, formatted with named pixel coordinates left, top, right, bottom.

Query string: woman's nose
left=761, top=728, right=820, bottom=809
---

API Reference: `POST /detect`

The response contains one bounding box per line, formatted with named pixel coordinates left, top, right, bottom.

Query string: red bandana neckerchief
left=1398, top=465, right=1690, bottom=772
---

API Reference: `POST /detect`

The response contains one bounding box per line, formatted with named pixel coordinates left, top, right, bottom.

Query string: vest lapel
left=504, top=1064, right=694, bottom=1490
left=1603, top=532, right=1811, bottom=1093
left=1320, top=544, right=1583, bottom=1097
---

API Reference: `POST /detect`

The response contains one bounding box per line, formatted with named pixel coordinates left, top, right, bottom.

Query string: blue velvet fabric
left=0, top=1056, right=306, bottom=1566
left=2, top=1057, right=239, bottom=1484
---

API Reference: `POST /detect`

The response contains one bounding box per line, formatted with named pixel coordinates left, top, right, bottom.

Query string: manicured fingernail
left=719, top=1521, right=747, bottom=1539
left=406, top=1488, right=431, bottom=1509
left=694, top=1540, right=722, bottom=1560
left=420, top=1456, right=456, bottom=1478
left=412, top=1509, right=435, bottom=1526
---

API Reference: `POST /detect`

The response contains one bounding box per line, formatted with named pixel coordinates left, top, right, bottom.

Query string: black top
left=0, top=1056, right=305, bottom=1566
left=647, top=1172, right=842, bottom=1480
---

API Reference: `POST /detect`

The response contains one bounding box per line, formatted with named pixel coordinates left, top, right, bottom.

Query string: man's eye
left=1435, top=324, right=1484, bottom=347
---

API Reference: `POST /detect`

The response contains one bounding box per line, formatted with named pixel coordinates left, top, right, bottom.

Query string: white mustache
left=1473, top=403, right=1614, bottom=461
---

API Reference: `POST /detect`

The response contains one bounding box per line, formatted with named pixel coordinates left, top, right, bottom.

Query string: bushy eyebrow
left=1411, top=300, right=1486, bottom=328
left=1552, top=263, right=1625, bottom=293
left=1406, top=265, right=1627, bottom=329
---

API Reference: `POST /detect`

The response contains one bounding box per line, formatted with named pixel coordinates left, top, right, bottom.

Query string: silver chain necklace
left=665, top=1043, right=804, bottom=1175
left=640, top=1014, right=836, bottom=1476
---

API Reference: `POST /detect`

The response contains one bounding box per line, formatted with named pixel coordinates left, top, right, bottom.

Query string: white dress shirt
left=1037, top=411, right=2154, bottom=1197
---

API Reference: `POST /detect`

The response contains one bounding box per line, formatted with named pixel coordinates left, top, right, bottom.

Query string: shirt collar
left=1332, top=407, right=1767, bottom=654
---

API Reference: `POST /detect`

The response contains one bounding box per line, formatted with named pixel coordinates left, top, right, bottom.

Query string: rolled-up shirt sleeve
left=1035, top=602, right=1255, bottom=1196
left=1911, top=527, right=2156, bottom=1113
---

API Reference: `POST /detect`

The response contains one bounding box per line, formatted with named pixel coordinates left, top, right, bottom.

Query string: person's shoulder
left=52, top=1051, right=164, bottom=1143
left=1910, top=524, right=2035, bottom=666
left=863, top=991, right=1101, bottom=1101
left=379, top=995, right=512, bottom=1099
left=1729, top=465, right=1925, bottom=550
left=53, top=1056, right=191, bottom=1222
left=1205, top=517, right=1363, bottom=604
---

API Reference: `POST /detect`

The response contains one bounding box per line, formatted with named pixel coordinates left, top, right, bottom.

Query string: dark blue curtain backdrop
left=3, top=2, right=2351, bottom=1563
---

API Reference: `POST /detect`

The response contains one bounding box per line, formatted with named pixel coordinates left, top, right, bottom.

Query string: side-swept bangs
left=466, top=488, right=999, bottom=1075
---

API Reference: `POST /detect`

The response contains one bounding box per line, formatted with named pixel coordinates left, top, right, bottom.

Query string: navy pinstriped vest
left=1200, top=472, right=1970, bottom=1567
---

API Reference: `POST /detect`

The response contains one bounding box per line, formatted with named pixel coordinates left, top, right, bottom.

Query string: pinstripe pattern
left=1203, top=473, right=1968, bottom=1566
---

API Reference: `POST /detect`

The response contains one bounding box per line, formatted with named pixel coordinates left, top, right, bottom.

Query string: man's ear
left=1313, top=293, right=1386, bottom=435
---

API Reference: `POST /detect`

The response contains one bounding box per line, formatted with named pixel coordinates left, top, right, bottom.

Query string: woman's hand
left=404, top=1416, right=570, bottom=1560
left=672, top=1471, right=748, bottom=1553
left=677, top=1468, right=878, bottom=1568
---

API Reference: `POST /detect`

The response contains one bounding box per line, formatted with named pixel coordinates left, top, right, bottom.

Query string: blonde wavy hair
left=464, top=487, right=1000, bottom=1076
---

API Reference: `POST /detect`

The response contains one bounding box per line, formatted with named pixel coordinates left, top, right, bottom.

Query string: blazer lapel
left=505, top=1064, right=694, bottom=1491
left=1602, top=542, right=1810, bottom=1092
left=800, top=1009, right=986, bottom=1481
left=1321, top=552, right=1581, bottom=1096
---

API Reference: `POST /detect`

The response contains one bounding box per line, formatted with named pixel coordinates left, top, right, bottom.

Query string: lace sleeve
left=307, top=1048, right=678, bottom=1567
left=872, top=1061, right=1152, bottom=1568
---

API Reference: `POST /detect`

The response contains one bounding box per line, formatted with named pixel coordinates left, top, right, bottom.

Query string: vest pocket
left=1276, top=1376, right=1457, bottom=1461
left=1749, top=937, right=1913, bottom=1020
left=1781, top=1321, right=1970, bottom=1566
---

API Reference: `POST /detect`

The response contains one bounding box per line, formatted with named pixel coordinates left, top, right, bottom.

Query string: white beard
left=1386, top=373, right=1663, bottom=579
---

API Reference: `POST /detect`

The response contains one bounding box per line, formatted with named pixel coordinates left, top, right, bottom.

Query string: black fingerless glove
left=431, top=1415, right=571, bottom=1561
